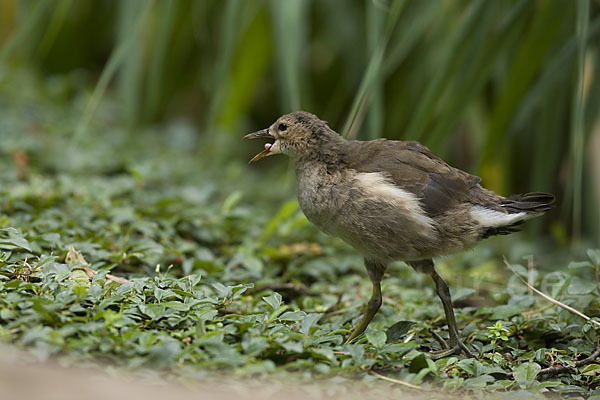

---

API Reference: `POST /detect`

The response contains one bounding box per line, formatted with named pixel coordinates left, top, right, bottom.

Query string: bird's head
left=244, top=111, right=336, bottom=163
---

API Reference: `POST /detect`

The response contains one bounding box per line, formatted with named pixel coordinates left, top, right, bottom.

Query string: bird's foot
left=430, top=346, right=461, bottom=360
left=429, top=340, right=475, bottom=360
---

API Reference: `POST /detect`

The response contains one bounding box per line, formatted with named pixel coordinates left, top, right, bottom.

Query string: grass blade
left=481, top=0, right=566, bottom=187
left=0, top=1, right=50, bottom=64
left=402, top=0, right=487, bottom=142
left=269, top=0, right=308, bottom=112
left=343, top=0, right=404, bottom=139
left=146, top=0, right=178, bottom=121
left=364, top=0, right=387, bottom=140
left=36, top=0, right=72, bottom=59
left=207, top=0, right=246, bottom=129
left=570, top=0, right=590, bottom=240
left=73, top=0, right=155, bottom=141
left=118, top=0, right=148, bottom=130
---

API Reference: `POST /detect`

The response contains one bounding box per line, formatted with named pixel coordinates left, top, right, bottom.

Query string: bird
left=244, top=111, right=555, bottom=358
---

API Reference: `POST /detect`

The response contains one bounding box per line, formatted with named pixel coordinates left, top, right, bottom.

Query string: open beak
left=243, top=128, right=274, bottom=163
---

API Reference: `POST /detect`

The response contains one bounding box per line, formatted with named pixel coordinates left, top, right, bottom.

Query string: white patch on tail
left=471, top=206, right=528, bottom=227
left=354, top=172, right=435, bottom=231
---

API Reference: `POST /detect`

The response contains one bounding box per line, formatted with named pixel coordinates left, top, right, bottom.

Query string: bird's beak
left=243, top=128, right=271, bottom=140
left=243, top=128, right=274, bottom=163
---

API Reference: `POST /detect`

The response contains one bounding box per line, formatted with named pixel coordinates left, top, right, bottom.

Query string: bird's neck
left=294, top=129, right=347, bottom=167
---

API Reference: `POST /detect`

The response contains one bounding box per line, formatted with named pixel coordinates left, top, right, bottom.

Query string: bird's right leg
left=345, top=259, right=385, bottom=343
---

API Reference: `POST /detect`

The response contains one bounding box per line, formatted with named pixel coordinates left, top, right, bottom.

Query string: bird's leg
left=408, top=259, right=474, bottom=359
left=345, top=259, right=385, bottom=344
left=345, top=281, right=382, bottom=343
left=429, top=269, right=475, bottom=359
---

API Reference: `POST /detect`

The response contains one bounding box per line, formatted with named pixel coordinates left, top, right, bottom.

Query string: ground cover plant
left=1, top=93, right=600, bottom=397
left=1, top=0, right=600, bottom=397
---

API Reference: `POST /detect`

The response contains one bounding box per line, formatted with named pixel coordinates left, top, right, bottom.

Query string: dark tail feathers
left=500, top=192, right=555, bottom=214
left=481, top=192, right=555, bottom=239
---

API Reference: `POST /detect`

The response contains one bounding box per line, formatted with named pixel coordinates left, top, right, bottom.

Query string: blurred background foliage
left=0, top=0, right=599, bottom=245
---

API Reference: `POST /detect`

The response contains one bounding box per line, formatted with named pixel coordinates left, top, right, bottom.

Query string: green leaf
left=514, top=362, right=541, bottom=388
left=71, top=285, right=87, bottom=301
left=457, top=358, right=484, bottom=377
left=409, top=353, right=429, bottom=373
left=300, top=313, right=321, bottom=335
left=345, top=344, right=365, bottom=364
left=262, top=292, right=282, bottom=310
left=279, top=311, right=307, bottom=321
left=138, top=304, right=167, bottom=321
left=464, top=374, right=494, bottom=389
left=568, top=279, right=597, bottom=295
left=0, top=236, right=32, bottom=252
left=280, top=340, right=303, bottom=353
left=310, top=347, right=336, bottom=364
left=568, top=260, right=595, bottom=270
left=163, top=301, right=190, bottom=311
left=365, top=330, right=387, bottom=349
left=581, top=364, right=600, bottom=376
left=425, top=357, right=438, bottom=374
left=588, top=249, right=600, bottom=266
left=69, top=269, right=90, bottom=287
left=385, top=320, right=414, bottom=343
left=413, top=366, right=432, bottom=385
left=490, top=304, right=523, bottom=320
left=241, top=336, right=269, bottom=356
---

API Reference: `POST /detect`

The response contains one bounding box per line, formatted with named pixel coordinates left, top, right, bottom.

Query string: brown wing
left=341, top=139, right=483, bottom=217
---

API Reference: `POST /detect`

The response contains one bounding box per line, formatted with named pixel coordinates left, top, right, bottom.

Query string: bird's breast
left=295, top=163, right=349, bottom=234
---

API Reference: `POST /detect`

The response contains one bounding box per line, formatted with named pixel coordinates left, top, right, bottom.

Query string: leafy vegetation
left=1, top=95, right=600, bottom=395
left=1, top=0, right=600, bottom=397
left=1, top=0, right=600, bottom=240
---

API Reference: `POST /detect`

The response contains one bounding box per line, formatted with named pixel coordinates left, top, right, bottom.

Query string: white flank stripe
left=471, top=205, right=526, bottom=227
left=354, top=172, right=435, bottom=230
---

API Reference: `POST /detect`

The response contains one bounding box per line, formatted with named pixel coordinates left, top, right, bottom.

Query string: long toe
left=429, top=341, right=475, bottom=360
left=430, top=346, right=461, bottom=360
left=458, top=341, right=475, bottom=358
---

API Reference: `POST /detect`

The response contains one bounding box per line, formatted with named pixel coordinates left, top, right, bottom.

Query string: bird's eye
left=278, top=123, right=288, bottom=132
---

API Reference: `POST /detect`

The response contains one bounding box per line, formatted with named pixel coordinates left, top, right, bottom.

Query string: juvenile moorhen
left=244, top=111, right=554, bottom=358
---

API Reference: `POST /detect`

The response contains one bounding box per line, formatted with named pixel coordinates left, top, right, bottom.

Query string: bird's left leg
left=429, top=269, right=475, bottom=358
left=345, top=259, right=385, bottom=343
left=409, top=259, right=474, bottom=358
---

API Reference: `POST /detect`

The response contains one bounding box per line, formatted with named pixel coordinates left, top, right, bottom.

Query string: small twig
left=76, top=265, right=128, bottom=284
left=539, top=339, right=600, bottom=376
left=105, top=273, right=128, bottom=284
left=504, top=257, right=600, bottom=376
left=369, top=370, right=428, bottom=391
left=503, top=257, right=600, bottom=329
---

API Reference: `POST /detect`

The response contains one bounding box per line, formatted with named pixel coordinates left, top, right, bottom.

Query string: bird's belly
left=296, top=170, right=442, bottom=262
left=328, top=199, right=439, bottom=262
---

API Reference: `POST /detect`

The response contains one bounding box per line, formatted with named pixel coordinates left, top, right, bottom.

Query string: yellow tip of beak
left=248, top=149, right=271, bottom=163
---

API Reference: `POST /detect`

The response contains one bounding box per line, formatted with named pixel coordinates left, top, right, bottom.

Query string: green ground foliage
left=0, top=86, right=599, bottom=397
left=1, top=0, right=600, bottom=397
